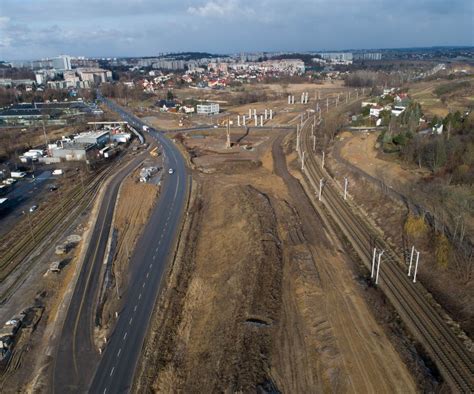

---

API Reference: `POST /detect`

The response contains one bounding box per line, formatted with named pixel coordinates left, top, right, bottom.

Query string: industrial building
left=74, top=130, right=110, bottom=147
left=197, top=103, right=220, bottom=115
left=50, top=142, right=97, bottom=161
left=0, top=101, right=103, bottom=126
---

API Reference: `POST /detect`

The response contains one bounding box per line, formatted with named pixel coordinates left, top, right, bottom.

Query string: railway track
left=298, top=103, right=473, bottom=392
left=0, top=157, right=132, bottom=304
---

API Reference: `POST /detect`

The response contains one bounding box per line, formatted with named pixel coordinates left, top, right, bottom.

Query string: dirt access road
left=135, top=128, right=415, bottom=392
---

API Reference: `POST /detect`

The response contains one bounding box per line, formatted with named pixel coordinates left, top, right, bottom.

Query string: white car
left=168, top=168, right=174, bottom=175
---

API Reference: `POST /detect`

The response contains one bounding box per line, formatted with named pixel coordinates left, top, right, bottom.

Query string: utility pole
left=408, top=246, right=421, bottom=284
left=296, top=125, right=300, bottom=154
left=371, top=247, right=377, bottom=278
left=226, top=116, right=231, bottom=149
left=318, top=178, right=324, bottom=201
left=413, top=251, right=420, bottom=283
left=408, top=245, right=415, bottom=276
left=344, top=177, right=348, bottom=200
left=375, top=250, right=384, bottom=285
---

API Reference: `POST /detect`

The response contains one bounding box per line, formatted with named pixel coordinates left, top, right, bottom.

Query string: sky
left=0, top=0, right=473, bottom=60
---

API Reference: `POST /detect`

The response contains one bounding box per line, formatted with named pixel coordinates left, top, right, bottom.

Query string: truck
left=142, top=125, right=149, bottom=132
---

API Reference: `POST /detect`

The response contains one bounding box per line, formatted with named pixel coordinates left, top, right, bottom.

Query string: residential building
left=52, top=55, right=72, bottom=70
left=319, top=52, right=353, bottom=64
left=369, top=105, right=384, bottom=118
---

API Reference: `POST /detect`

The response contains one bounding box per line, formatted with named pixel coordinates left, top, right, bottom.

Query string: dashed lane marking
left=123, top=332, right=128, bottom=340
left=134, top=305, right=137, bottom=312
left=129, top=317, right=133, bottom=325
left=117, top=349, right=121, bottom=357
left=110, top=367, right=115, bottom=376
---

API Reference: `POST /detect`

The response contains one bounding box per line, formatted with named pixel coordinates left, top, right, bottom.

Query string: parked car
left=29, top=205, right=38, bottom=212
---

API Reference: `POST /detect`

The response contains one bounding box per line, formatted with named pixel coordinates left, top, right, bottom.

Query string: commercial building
left=197, top=103, right=220, bottom=115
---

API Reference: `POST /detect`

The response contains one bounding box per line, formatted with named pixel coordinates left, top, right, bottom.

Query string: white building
left=391, top=106, right=406, bottom=117
left=370, top=105, right=384, bottom=118
left=52, top=55, right=72, bottom=70
left=197, top=103, right=219, bottom=115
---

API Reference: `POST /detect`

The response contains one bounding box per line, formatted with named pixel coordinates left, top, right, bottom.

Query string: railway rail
left=0, top=156, right=135, bottom=304
left=298, top=101, right=473, bottom=392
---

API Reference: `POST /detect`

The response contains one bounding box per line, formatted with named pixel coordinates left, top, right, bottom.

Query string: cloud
left=0, top=0, right=472, bottom=60
left=188, top=0, right=237, bottom=17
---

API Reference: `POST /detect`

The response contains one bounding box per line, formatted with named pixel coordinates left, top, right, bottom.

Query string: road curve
left=52, top=98, right=189, bottom=393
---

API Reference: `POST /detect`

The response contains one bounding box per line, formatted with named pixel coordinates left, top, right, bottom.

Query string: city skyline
left=1, top=0, right=473, bottom=60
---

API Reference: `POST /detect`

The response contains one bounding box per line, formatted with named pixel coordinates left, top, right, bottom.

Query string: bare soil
left=135, top=128, right=417, bottom=392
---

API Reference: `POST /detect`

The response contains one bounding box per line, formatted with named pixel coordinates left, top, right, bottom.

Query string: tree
left=167, top=89, right=174, bottom=101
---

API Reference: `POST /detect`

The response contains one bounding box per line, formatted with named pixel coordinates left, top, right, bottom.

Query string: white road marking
left=139, top=293, right=142, bottom=300
left=110, top=367, right=115, bottom=376
left=153, top=255, right=156, bottom=260
left=134, top=305, right=137, bottom=312
left=117, top=348, right=121, bottom=357
left=142, top=282, right=146, bottom=288
left=146, top=272, right=149, bottom=278
left=129, top=317, right=133, bottom=325
left=149, top=263, right=152, bottom=269
left=123, top=332, right=128, bottom=340
left=155, top=247, right=159, bottom=252
left=103, top=388, right=107, bottom=394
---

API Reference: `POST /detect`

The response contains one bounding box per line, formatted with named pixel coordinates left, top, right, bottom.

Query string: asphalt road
left=52, top=99, right=189, bottom=393
left=52, top=155, right=145, bottom=392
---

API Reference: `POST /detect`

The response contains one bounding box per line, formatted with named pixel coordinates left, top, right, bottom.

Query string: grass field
left=408, top=77, right=474, bottom=118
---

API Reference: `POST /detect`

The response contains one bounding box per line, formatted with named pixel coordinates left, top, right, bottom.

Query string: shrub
left=435, top=233, right=450, bottom=269
left=404, top=214, right=428, bottom=238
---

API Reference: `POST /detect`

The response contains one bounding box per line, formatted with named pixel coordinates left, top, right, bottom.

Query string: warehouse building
left=50, top=142, right=96, bottom=161
left=74, top=130, right=110, bottom=147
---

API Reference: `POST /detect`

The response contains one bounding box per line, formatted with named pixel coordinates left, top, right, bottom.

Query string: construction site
left=0, top=78, right=472, bottom=393
left=132, top=83, right=473, bottom=392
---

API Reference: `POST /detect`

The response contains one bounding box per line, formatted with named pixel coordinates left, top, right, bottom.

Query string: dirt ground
left=136, top=128, right=418, bottom=392
left=339, top=131, right=427, bottom=185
